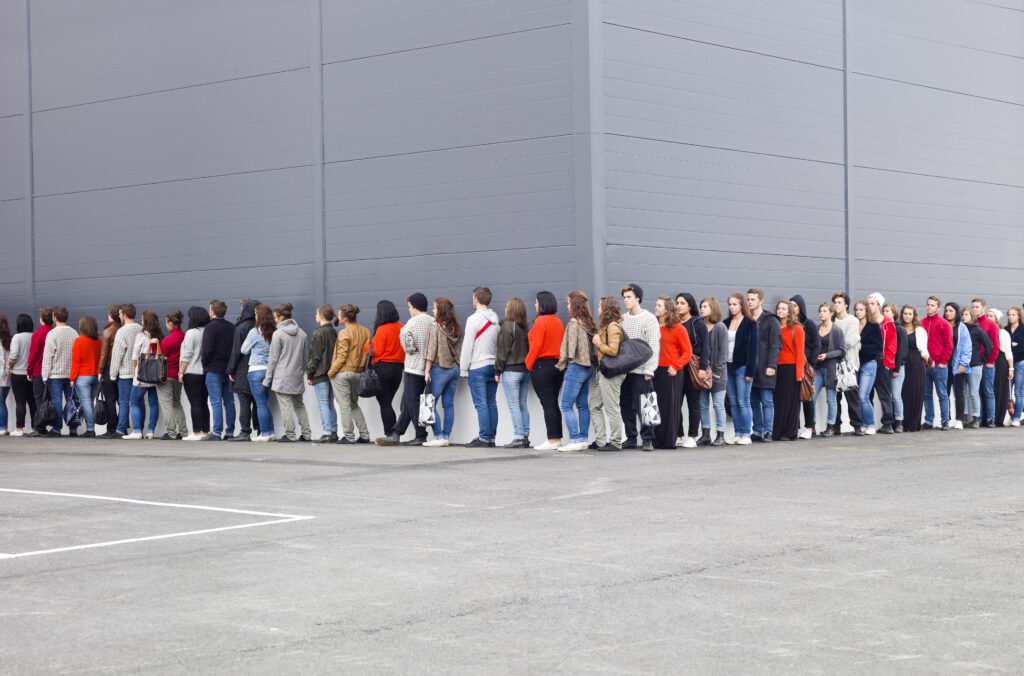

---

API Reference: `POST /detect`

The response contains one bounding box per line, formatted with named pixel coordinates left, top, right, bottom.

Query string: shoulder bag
left=688, top=353, right=711, bottom=390
left=793, top=329, right=815, bottom=402
left=94, top=387, right=108, bottom=427
left=598, top=334, right=653, bottom=378
left=33, top=388, right=58, bottom=429
left=137, top=341, right=167, bottom=385
left=357, top=345, right=382, bottom=398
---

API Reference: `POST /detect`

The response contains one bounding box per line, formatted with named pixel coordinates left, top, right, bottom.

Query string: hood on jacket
left=277, top=318, right=299, bottom=336
left=790, top=295, right=808, bottom=323
left=478, top=308, right=500, bottom=326
left=237, top=298, right=260, bottom=326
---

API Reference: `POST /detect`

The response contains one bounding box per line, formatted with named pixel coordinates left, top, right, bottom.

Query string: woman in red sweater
left=70, top=315, right=102, bottom=437
left=653, top=295, right=692, bottom=449
left=368, top=300, right=406, bottom=435
left=526, top=291, right=565, bottom=450
left=773, top=299, right=806, bottom=441
left=157, top=310, right=189, bottom=440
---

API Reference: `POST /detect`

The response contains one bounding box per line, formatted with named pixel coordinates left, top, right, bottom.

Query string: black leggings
left=678, top=373, right=702, bottom=438
left=531, top=358, right=563, bottom=439
left=182, top=373, right=210, bottom=434
left=11, top=374, right=35, bottom=428
left=101, top=367, right=119, bottom=431
left=374, top=362, right=404, bottom=434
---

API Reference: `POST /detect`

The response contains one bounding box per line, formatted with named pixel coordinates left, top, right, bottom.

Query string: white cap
left=990, top=308, right=1003, bottom=323
left=868, top=292, right=885, bottom=306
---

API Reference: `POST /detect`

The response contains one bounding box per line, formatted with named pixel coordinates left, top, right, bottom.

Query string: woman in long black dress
left=987, top=309, right=1012, bottom=426
left=900, top=305, right=927, bottom=432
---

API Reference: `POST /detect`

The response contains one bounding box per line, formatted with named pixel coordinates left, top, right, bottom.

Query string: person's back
left=201, top=317, right=234, bottom=375
left=266, top=319, right=308, bottom=395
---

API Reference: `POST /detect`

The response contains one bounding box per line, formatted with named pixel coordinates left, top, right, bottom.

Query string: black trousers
left=620, top=372, right=655, bottom=442
left=182, top=373, right=210, bottom=434
left=374, top=362, right=404, bottom=434
left=653, top=367, right=684, bottom=448
left=874, top=360, right=895, bottom=426
left=531, top=358, right=563, bottom=439
left=32, top=376, right=49, bottom=432
left=836, top=385, right=864, bottom=430
left=11, top=374, right=35, bottom=428
left=948, top=371, right=967, bottom=421
left=393, top=372, right=427, bottom=439
left=677, top=373, right=702, bottom=438
left=236, top=391, right=259, bottom=434
left=772, top=364, right=801, bottom=440
left=101, top=367, right=119, bottom=432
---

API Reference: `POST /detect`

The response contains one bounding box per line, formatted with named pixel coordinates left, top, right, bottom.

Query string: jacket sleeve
left=98, top=329, right=112, bottom=371
left=110, top=331, right=127, bottom=380
left=525, top=322, right=544, bottom=371
left=1000, top=331, right=1013, bottom=364
left=200, top=325, right=213, bottom=368
left=766, top=320, right=782, bottom=371
left=825, top=326, right=846, bottom=361
left=306, top=330, right=322, bottom=378
left=793, top=325, right=805, bottom=378
left=712, top=325, right=727, bottom=374
left=328, top=332, right=348, bottom=379
left=263, top=334, right=281, bottom=387
left=41, top=334, right=55, bottom=381
left=556, top=321, right=573, bottom=370
left=915, top=327, right=930, bottom=360
left=399, top=323, right=417, bottom=355
left=672, top=325, right=692, bottom=371
left=805, top=322, right=821, bottom=364
left=744, top=321, right=759, bottom=375
left=69, top=340, right=81, bottom=382
left=883, top=323, right=898, bottom=368
left=8, top=337, right=22, bottom=368
left=226, top=325, right=243, bottom=377
left=459, top=315, right=478, bottom=375
left=494, top=323, right=511, bottom=375
left=978, top=329, right=993, bottom=364
left=596, top=323, right=621, bottom=358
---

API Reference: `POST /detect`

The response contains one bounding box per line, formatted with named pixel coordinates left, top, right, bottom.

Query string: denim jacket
left=241, top=327, right=271, bottom=369
left=952, top=322, right=972, bottom=374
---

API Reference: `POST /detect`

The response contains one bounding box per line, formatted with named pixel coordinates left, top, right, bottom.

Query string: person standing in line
left=944, top=302, right=971, bottom=430
left=813, top=303, right=846, bottom=437
left=556, top=291, right=598, bottom=452
left=26, top=307, right=54, bottom=436
left=423, top=298, right=463, bottom=448
left=987, top=308, right=1013, bottom=427
left=772, top=300, right=805, bottom=442
left=307, top=305, right=339, bottom=442
left=675, top=293, right=705, bottom=448
left=460, top=287, right=500, bottom=448
left=698, top=298, right=728, bottom=446
left=328, top=304, right=371, bottom=445
left=882, top=304, right=909, bottom=433
left=157, top=310, right=188, bottom=440
left=725, top=293, right=758, bottom=445
left=972, top=298, right=1001, bottom=427
left=242, top=303, right=276, bottom=442
left=179, top=307, right=210, bottom=441
left=226, top=299, right=261, bottom=442
left=856, top=300, right=883, bottom=435
left=263, top=303, right=310, bottom=442
left=1006, top=306, right=1024, bottom=426
left=7, top=315, right=36, bottom=436
left=791, top=295, right=820, bottom=440
left=652, top=295, right=692, bottom=450
left=898, top=305, right=929, bottom=433
left=590, top=296, right=624, bottom=451
left=832, top=292, right=863, bottom=435
left=42, top=306, right=79, bottom=437
left=378, top=293, right=432, bottom=447
left=126, top=311, right=162, bottom=440
left=69, top=315, right=101, bottom=437
left=97, top=304, right=122, bottom=437
left=526, top=291, right=565, bottom=451
left=962, top=306, right=992, bottom=428
left=747, top=288, right=781, bottom=443
left=0, top=316, right=10, bottom=435
left=201, top=299, right=236, bottom=441
left=110, top=304, right=142, bottom=438
left=921, top=296, right=953, bottom=430
left=494, top=297, right=532, bottom=449
left=619, top=284, right=661, bottom=452
left=866, top=293, right=897, bottom=434
left=368, top=300, right=406, bottom=442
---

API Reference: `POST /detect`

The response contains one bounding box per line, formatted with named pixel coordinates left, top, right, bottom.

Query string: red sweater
left=921, top=314, right=952, bottom=365
left=778, top=324, right=806, bottom=378
left=526, top=315, right=564, bottom=370
left=70, top=336, right=101, bottom=381
left=27, top=324, right=51, bottom=377
left=161, top=328, right=186, bottom=380
left=879, top=316, right=897, bottom=369
left=368, top=322, right=405, bottom=364
left=658, top=323, right=692, bottom=371
left=977, top=314, right=1001, bottom=366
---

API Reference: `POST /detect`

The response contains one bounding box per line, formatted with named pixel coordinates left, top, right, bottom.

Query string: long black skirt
left=994, top=355, right=1010, bottom=426
left=772, top=364, right=801, bottom=441
left=901, top=350, right=926, bottom=432
left=653, top=366, right=685, bottom=449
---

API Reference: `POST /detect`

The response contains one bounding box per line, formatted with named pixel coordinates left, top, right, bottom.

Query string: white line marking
left=0, top=488, right=315, bottom=560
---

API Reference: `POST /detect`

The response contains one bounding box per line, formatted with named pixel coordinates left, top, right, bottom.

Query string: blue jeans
left=1014, top=367, right=1024, bottom=421
left=130, top=385, right=159, bottom=434
left=205, top=372, right=235, bottom=437
left=0, top=385, right=9, bottom=430
left=750, top=386, right=774, bottom=436
left=559, top=363, right=592, bottom=443
left=700, top=388, right=727, bottom=432
left=891, top=366, right=905, bottom=421
left=430, top=365, right=459, bottom=440
left=468, top=364, right=499, bottom=442
left=924, top=365, right=949, bottom=425
left=247, top=370, right=274, bottom=437
left=858, top=360, right=878, bottom=427
left=75, top=376, right=99, bottom=431
left=313, top=380, right=337, bottom=434
left=116, top=378, right=133, bottom=434
left=981, top=364, right=996, bottom=421
left=813, top=369, right=838, bottom=424
left=967, top=367, right=983, bottom=420
left=48, top=378, right=74, bottom=433
left=726, top=364, right=752, bottom=437
left=500, top=370, right=530, bottom=439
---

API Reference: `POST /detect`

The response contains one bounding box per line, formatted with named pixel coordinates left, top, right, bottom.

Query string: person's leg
left=33, top=377, right=49, bottom=433
left=374, top=365, right=401, bottom=435
left=558, top=365, right=582, bottom=442
left=699, top=387, right=711, bottom=432
left=982, top=364, right=996, bottom=422
left=116, top=379, right=132, bottom=434
left=467, top=366, right=488, bottom=441
left=858, top=361, right=878, bottom=428
left=727, top=365, right=740, bottom=437
left=1015, top=368, right=1024, bottom=422
left=532, top=361, right=562, bottom=441
left=76, top=376, right=96, bottom=432
left=953, top=372, right=967, bottom=422
left=892, top=366, right=905, bottom=422
left=331, top=373, right=354, bottom=441
left=484, top=366, right=499, bottom=442
left=313, top=381, right=333, bottom=437
left=221, top=377, right=236, bottom=436
left=684, top=377, right=701, bottom=439
left=293, top=393, right=311, bottom=439
left=101, top=368, right=118, bottom=434
left=393, top=372, right=423, bottom=438
left=205, top=373, right=224, bottom=437
left=589, top=372, right=606, bottom=444
left=712, top=389, right=727, bottom=433
left=575, top=366, right=592, bottom=444
left=155, top=382, right=173, bottom=435
left=762, top=388, right=775, bottom=437
left=47, top=378, right=65, bottom=434
left=631, top=374, right=655, bottom=443
left=0, top=385, right=9, bottom=431
left=12, top=374, right=31, bottom=429
left=172, top=381, right=189, bottom=436
left=440, top=367, right=458, bottom=439
left=145, top=388, right=159, bottom=435
left=502, top=373, right=526, bottom=439
left=247, top=372, right=273, bottom=437
left=428, top=366, right=445, bottom=439
left=236, top=391, right=253, bottom=436
left=345, top=372, right=370, bottom=439
left=875, top=361, right=894, bottom=426
left=968, top=368, right=982, bottom=420
left=750, top=386, right=764, bottom=437
left=129, top=386, right=146, bottom=434
left=277, top=393, right=297, bottom=440
left=923, top=367, right=936, bottom=426
left=619, top=372, right=637, bottom=442
left=934, top=366, right=949, bottom=424
left=603, top=373, right=624, bottom=447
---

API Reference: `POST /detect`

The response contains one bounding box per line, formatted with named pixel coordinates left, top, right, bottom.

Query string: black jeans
left=949, top=371, right=967, bottom=421
left=393, top=371, right=427, bottom=439
left=620, top=373, right=655, bottom=442
left=874, top=360, right=895, bottom=426
left=374, top=362, right=404, bottom=434
left=11, top=374, right=35, bottom=428
left=32, top=376, right=49, bottom=433
left=836, top=387, right=864, bottom=429
left=182, top=373, right=210, bottom=434
left=678, top=373, right=702, bottom=438
left=235, top=391, right=259, bottom=434
left=531, top=358, right=563, bottom=439
left=101, top=367, right=119, bottom=432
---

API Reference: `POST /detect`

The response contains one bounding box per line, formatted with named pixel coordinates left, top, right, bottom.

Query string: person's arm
left=642, top=315, right=660, bottom=379
left=226, top=325, right=243, bottom=382
left=306, top=329, right=323, bottom=381
left=766, top=321, right=781, bottom=376
left=69, top=340, right=80, bottom=383
left=110, top=331, right=127, bottom=381
left=915, top=327, right=930, bottom=360
left=979, top=329, right=993, bottom=364
left=794, top=325, right=805, bottom=379
left=525, top=321, right=544, bottom=371
left=328, top=332, right=349, bottom=379
left=459, top=315, right=478, bottom=376
left=200, top=324, right=214, bottom=368
left=9, top=337, right=22, bottom=372
left=556, top=321, right=573, bottom=370
left=41, top=334, right=55, bottom=382
left=494, top=323, right=510, bottom=376
left=744, top=321, right=758, bottom=380
left=826, top=327, right=846, bottom=361
left=399, top=323, right=417, bottom=355
left=263, top=334, right=281, bottom=387
left=670, top=324, right=692, bottom=374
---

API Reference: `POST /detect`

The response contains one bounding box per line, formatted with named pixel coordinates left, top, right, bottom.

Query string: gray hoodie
left=459, top=307, right=500, bottom=375
left=263, top=319, right=309, bottom=395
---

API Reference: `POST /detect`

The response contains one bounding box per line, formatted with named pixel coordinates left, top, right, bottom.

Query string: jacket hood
left=237, top=299, right=259, bottom=326
left=478, top=308, right=500, bottom=325
left=790, top=295, right=808, bottom=321
left=277, top=318, right=299, bottom=336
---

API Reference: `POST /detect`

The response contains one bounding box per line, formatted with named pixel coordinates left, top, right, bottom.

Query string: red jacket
left=658, top=323, right=693, bottom=371
left=526, top=314, right=564, bottom=370
left=976, top=315, right=1001, bottom=366
left=921, top=314, right=952, bottom=366
left=26, top=324, right=51, bottom=377
left=161, top=328, right=186, bottom=380
left=879, top=316, right=897, bottom=369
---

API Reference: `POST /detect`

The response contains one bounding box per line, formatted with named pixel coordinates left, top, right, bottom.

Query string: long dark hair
left=568, top=291, right=596, bottom=331
left=16, top=314, right=33, bottom=334
left=536, top=291, right=557, bottom=316
left=373, top=300, right=400, bottom=335
left=187, top=306, right=210, bottom=330
left=0, top=315, right=10, bottom=351
left=675, top=293, right=698, bottom=320
left=140, top=311, right=164, bottom=341
left=945, top=302, right=962, bottom=328
left=433, top=297, right=461, bottom=337
left=255, top=303, right=276, bottom=343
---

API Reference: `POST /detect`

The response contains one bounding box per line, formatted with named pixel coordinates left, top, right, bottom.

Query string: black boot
left=710, top=431, right=724, bottom=447
left=697, top=430, right=711, bottom=447
left=822, top=424, right=835, bottom=438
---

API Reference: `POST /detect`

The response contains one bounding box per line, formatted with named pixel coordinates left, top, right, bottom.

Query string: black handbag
left=137, top=341, right=168, bottom=384
left=94, top=387, right=108, bottom=427
left=33, top=388, right=58, bottom=429
left=598, top=335, right=653, bottom=378
left=357, top=345, right=382, bottom=398
left=62, top=387, right=83, bottom=427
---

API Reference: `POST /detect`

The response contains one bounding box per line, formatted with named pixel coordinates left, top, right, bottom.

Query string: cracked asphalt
left=1, top=429, right=1022, bottom=674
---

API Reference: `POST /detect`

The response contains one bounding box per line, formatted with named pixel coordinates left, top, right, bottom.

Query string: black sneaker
left=202, top=433, right=222, bottom=441
left=337, top=437, right=355, bottom=444
left=877, top=424, right=894, bottom=434
left=642, top=440, right=654, bottom=452
left=504, top=438, right=525, bottom=448
left=984, top=419, right=996, bottom=428
left=46, top=430, right=62, bottom=438
left=403, top=437, right=427, bottom=446
left=357, top=437, right=371, bottom=444
left=761, top=432, right=773, bottom=443
left=588, top=441, right=602, bottom=450
left=941, top=421, right=953, bottom=430
left=893, top=422, right=903, bottom=433
left=465, top=438, right=489, bottom=448
left=328, top=432, right=339, bottom=443
left=710, top=432, right=725, bottom=447
left=853, top=427, right=865, bottom=436
left=968, top=418, right=981, bottom=429
left=277, top=437, right=295, bottom=443
left=622, top=438, right=638, bottom=449
left=82, top=431, right=96, bottom=438
left=597, top=444, right=621, bottom=451
left=159, top=433, right=174, bottom=441
left=299, top=436, right=312, bottom=442
left=376, top=433, right=401, bottom=446
left=229, top=433, right=251, bottom=442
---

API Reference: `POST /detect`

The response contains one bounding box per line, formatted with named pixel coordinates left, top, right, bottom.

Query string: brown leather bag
left=800, top=361, right=815, bottom=401
left=688, top=353, right=712, bottom=390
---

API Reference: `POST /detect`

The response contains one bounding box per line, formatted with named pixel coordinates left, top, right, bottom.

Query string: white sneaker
left=144, top=433, right=155, bottom=440
left=0, top=430, right=8, bottom=436
left=423, top=438, right=449, bottom=447
left=682, top=437, right=697, bottom=449
left=253, top=434, right=275, bottom=442
left=798, top=428, right=813, bottom=440
left=735, top=435, right=752, bottom=445
left=865, top=427, right=877, bottom=435
left=557, top=442, right=578, bottom=452
left=533, top=440, right=560, bottom=451
left=953, top=420, right=964, bottom=430
left=182, top=433, right=201, bottom=441
left=1013, top=420, right=1021, bottom=427
left=11, top=429, right=24, bottom=437
left=122, top=432, right=142, bottom=440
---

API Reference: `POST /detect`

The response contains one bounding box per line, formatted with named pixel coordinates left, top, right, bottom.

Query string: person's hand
left=424, top=371, right=431, bottom=384
left=817, top=354, right=826, bottom=361
left=178, top=373, right=184, bottom=383
left=592, top=334, right=601, bottom=346
left=228, top=375, right=235, bottom=382
left=893, top=371, right=899, bottom=379
left=307, top=378, right=312, bottom=385
left=765, top=367, right=776, bottom=377
left=644, top=375, right=651, bottom=382
left=27, top=374, right=32, bottom=381
left=494, top=374, right=501, bottom=383
left=667, top=366, right=677, bottom=376
left=745, top=376, right=753, bottom=382
left=958, top=365, right=965, bottom=374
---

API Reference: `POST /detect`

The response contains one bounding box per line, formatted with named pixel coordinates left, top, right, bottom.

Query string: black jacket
left=681, top=316, right=705, bottom=370
left=791, top=295, right=819, bottom=372
left=754, top=311, right=781, bottom=389
left=731, top=316, right=759, bottom=376
left=201, top=317, right=235, bottom=375
left=859, top=322, right=884, bottom=364
left=893, top=324, right=909, bottom=373
left=967, top=323, right=993, bottom=367
left=226, top=299, right=259, bottom=393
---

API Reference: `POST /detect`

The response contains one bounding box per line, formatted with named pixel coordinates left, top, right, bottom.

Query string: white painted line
left=0, top=488, right=316, bottom=560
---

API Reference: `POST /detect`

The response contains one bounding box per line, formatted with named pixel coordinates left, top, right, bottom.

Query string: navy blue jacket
left=730, top=316, right=759, bottom=376
left=858, top=322, right=884, bottom=364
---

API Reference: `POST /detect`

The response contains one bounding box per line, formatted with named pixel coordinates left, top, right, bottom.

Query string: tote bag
left=137, top=342, right=167, bottom=385
left=357, top=345, right=382, bottom=398
left=598, top=335, right=653, bottom=378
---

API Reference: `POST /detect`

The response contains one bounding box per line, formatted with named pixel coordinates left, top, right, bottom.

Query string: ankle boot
left=697, top=429, right=711, bottom=446
left=710, top=431, right=724, bottom=446
left=822, top=424, right=835, bottom=438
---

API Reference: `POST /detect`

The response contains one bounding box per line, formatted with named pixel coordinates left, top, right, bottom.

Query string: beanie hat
left=407, top=292, right=428, bottom=312
left=627, top=283, right=644, bottom=303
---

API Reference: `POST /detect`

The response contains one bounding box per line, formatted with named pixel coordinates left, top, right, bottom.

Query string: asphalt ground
left=1, top=429, right=1022, bottom=675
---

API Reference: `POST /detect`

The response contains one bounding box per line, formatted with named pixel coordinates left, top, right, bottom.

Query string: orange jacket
left=658, top=323, right=693, bottom=371
left=778, top=324, right=806, bottom=378
left=70, top=336, right=102, bottom=381
left=367, top=322, right=405, bottom=364
left=526, top=315, right=564, bottom=370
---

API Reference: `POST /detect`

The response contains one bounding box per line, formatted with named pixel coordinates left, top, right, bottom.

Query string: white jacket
left=460, top=308, right=500, bottom=375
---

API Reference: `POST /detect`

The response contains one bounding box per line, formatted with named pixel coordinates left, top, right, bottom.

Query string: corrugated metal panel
left=323, top=25, right=573, bottom=162
left=853, top=259, right=1023, bottom=311
left=0, top=0, right=25, bottom=118
left=322, top=0, right=571, bottom=63
left=0, top=199, right=26, bottom=286
left=0, top=115, right=24, bottom=201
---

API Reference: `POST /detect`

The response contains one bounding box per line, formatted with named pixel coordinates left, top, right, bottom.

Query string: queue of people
left=2, top=287, right=1021, bottom=449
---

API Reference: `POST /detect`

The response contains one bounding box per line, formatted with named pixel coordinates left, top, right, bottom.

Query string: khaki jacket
left=594, top=321, right=623, bottom=363
left=557, top=318, right=597, bottom=369
left=328, top=322, right=370, bottom=378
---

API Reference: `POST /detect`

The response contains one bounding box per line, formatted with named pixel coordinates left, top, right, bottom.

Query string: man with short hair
left=867, top=293, right=897, bottom=434
left=460, top=286, right=500, bottom=447
left=110, top=304, right=142, bottom=438
left=25, top=307, right=54, bottom=436
left=97, top=304, right=122, bottom=438
left=832, top=292, right=864, bottom=435
left=972, top=298, right=1001, bottom=427
left=201, top=299, right=236, bottom=440
left=41, top=306, right=79, bottom=437
left=619, top=283, right=660, bottom=452
left=921, top=295, right=953, bottom=429
left=225, top=298, right=260, bottom=441
left=747, top=288, right=781, bottom=442
left=378, top=292, right=432, bottom=446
